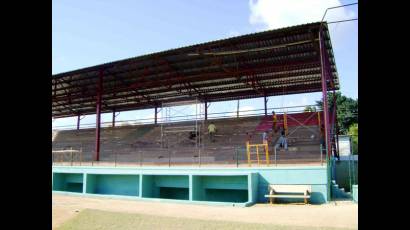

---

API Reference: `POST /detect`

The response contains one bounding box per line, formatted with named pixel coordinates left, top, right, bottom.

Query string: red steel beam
left=52, top=53, right=325, bottom=96
left=52, top=60, right=323, bottom=103
left=52, top=78, right=325, bottom=113
left=333, top=90, right=340, bottom=159
left=53, top=77, right=326, bottom=115
left=204, top=83, right=322, bottom=101
left=319, top=29, right=332, bottom=159
left=53, top=85, right=323, bottom=119
left=52, top=45, right=322, bottom=93
left=112, top=109, right=116, bottom=127
left=95, top=69, right=103, bottom=161
left=52, top=25, right=334, bottom=89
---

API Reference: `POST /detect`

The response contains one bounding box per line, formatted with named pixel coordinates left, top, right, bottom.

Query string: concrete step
left=331, top=180, right=353, bottom=199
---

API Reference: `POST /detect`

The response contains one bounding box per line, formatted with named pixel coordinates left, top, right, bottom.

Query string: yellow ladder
left=246, top=141, right=270, bottom=166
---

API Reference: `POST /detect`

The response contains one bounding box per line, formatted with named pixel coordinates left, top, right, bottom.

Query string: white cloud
left=248, top=0, right=356, bottom=30
left=248, top=0, right=358, bottom=98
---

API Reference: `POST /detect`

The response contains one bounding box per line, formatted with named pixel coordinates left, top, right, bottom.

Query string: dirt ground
left=52, top=194, right=357, bottom=230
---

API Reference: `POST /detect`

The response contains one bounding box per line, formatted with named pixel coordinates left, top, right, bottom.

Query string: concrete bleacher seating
left=52, top=112, right=323, bottom=165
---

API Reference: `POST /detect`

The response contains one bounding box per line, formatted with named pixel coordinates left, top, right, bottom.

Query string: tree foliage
left=316, top=92, right=358, bottom=135
left=304, top=105, right=317, bottom=112
left=348, top=123, right=358, bottom=154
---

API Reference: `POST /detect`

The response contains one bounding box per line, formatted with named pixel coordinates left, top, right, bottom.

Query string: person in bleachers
left=272, top=110, right=278, bottom=133
left=262, top=131, right=268, bottom=144
left=208, top=123, right=217, bottom=142
left=276, top=126, right=288, bottom=150
left=188, top=131, right=199, bottom=140
left=246, top=132, right=252, bottom=143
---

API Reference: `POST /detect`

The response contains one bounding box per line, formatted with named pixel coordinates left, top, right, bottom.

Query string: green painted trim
left=52, top=165, right=327, bottom=171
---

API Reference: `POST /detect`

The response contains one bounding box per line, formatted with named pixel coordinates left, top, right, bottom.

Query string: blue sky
left=52, top=0, right=357, bottom=129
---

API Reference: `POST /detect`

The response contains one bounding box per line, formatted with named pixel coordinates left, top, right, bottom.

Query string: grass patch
left=57, top=209, right=354, bottom=230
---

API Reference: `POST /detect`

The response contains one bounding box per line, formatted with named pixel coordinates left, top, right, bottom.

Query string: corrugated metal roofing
left=52, top=22, right=338, bottom=118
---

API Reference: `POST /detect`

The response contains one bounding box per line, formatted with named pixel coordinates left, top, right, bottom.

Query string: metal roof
left=52, top=22, right=339, bottom=118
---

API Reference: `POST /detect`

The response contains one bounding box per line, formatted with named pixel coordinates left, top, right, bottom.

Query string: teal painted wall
left=142, top=175, right=189, bottom=200
left=52, top=173, right=83, bottom=193
left=52, top=173, right=64, bottom=191
left=334, top=160, right=358, bottom=192
left=159, top=187, right=189, bottom=200
left=249, top=173, right=259, bottom=203
left=204, top=189, right=248, bottom=202
left=201, top=175, right=247, bottom=190
left=153, top=175, right=189, bottom=188
left=192, top=176, right=204, bottom=201
left=86, top=174, right=139, bottom=196
left=257, top=168, right=327, bottom=204
left=53, top=165, right=328, bottom=205
left=85, top=173, right=95, bottom=194
left=353, top=185, right=358, bottom=202
left=141, top=175, right=154, bottom=198
left=192, top=175, right=248, bottom=203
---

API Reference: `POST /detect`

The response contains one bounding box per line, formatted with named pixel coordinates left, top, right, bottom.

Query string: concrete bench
left=264, top=184, right=311, bottom=204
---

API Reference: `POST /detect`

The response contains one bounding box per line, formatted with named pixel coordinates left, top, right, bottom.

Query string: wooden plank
left=268, top=185, right=311, bottom=193
left=265, top=195, right=310, bottom=198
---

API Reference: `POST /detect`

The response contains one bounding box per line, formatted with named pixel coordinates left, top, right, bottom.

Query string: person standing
left=272, top=111, right=278, bottom=133
left=262, top=131, right=268, bottom=144
left=276, top=127, right=288, bottom=150
left=208, top=123, right=217, bottom=142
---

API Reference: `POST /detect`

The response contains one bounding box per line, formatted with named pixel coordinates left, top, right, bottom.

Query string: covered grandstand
left=52, top=21, right=339, bottom=166
left=52, top=20, right=353, bottom=206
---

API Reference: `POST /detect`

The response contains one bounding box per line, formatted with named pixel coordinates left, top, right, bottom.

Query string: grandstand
left=52, top=111, right=325, bottom=166
left=52, top=22, right=354, bottom=205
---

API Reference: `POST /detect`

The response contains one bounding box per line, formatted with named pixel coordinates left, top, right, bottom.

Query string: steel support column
left=204, top=101, right=208, bottom=121
left=95, top=70, right=103, bottom=161
left=77, top=114, right=81, bottom=130
left=154, top=106, right=158, bottom=124
left=319, top=29, right=332, bottom=159
left=264, top=94, right=268, bottom=116
left=237, top=100, right=240, bottom=118
left=112, top=109, right=116, bottom=127
left=333, top=91, right=340, bottom=158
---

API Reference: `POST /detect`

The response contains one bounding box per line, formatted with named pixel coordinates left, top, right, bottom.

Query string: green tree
left=348, top=123, right=358, bottom=155
left=304, top=105, right=317, bottom=112
left=316, top=92, right=358, bottom=134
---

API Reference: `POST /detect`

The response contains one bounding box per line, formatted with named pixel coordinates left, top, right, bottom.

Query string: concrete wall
left=257, top=167, right=327, bottom=204
left=52, top=165, right=328, bottom=205
left=86, top=174, right=140, bottom=196
left=353, top=185, right=358, bottom=202
left=334, top=159, right=358, bottom=192
left=142, top=175, right=189, bottom=200
left=52, top=173, right=83, bottom=193
left=192, top=175, right=249, bottom=202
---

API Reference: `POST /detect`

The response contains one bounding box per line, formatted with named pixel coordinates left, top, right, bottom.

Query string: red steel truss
left=52, top=22, right=338, bottom=118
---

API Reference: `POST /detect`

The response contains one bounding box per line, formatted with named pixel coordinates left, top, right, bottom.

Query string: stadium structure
left=52, top=22, right=358, bottom=206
